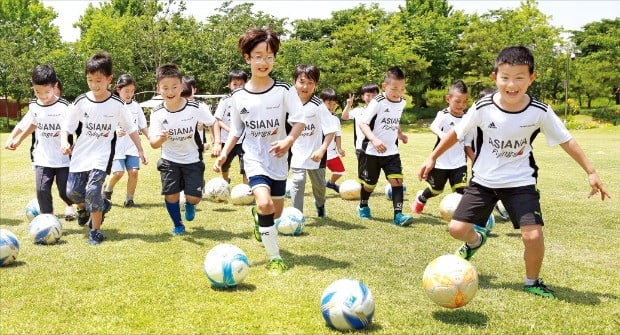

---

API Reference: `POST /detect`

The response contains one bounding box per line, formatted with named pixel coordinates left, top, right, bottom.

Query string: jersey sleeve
left=198, top=102, right=215, bottom=126
left=62, top=102, right=82, bottom=134
left=136, top=105, right=148, bottom=130
left=360, top=99, right=379, bottom=125
left=284, top=87, right=305, bottom=125
left=462, top=129, right=475, bottom=146
left=454, top=105, right=480, bottom=141
left=117, top=104, right=137, bottom=134
left=214, top=99, right=226, bottom=121
left=17, top=110, right=34, bottom=130
left=149, top=110, right=163, bottom=135
left=541, top=105, right=572, bottom=146
left=230, top=96, right=245, bottom=138
left=334, top=115, right=342, bottom=136
left=319, top=104, right=338, bottom=135
left=429, top=112, right=444, bottom=132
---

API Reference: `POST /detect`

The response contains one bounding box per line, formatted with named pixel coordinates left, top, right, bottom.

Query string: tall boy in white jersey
left=61, top=52, right=147, bottom=245
left=419, top=46, right=611, bottom=298
left=149, top=64, right=214, bottom=235
left=341, top=83, right=380, bottom=156
left=358, top=67, right=413, bottom=227
left=289, top=65, right=337, bottom=218
left=214, top=28, right=305, bottom=274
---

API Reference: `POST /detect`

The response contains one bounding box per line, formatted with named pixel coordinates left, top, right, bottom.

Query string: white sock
left=466, top=232, right=482, bottom=248
left=525, top=277, right=538, bottom=286
left=259, top=226, right=280, bottom=260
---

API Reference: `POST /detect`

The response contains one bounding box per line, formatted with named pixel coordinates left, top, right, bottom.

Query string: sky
left=42, top=0, right=620, bottom=42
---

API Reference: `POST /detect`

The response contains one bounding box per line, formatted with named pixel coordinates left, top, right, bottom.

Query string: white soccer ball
left=230, top=184, right=254, bottom=205
left=29, top=214, right=62, bottom=245
left=494, top=200, right=509, bottom=220
left=0, top=229, right=20, bottom=266
left=422, top=254, right=479, bottom=309
left=25, top=198, right=40, bottom=221
left=276, top=207, right=305, bottom=236
left=320, top=278, right=375, bottom=331
left=384, top=184, right=406, bottom=200
left=203, top=243, right=250, bottom=288
left=285, top=178, right=293, bottom=198
left=204, top=177, right=230, bottom=202
left=439, top=192, right=463, bottom=222
left=339, top=179, right=361, bottom=200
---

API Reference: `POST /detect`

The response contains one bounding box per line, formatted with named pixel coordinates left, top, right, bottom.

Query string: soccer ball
left=474, top=214, right=495, bottom=234
left=320, top=278, right=375, bottom=331
left=384, top=184, right=406, bottom=200
left=339, top=179, right=361, bottom=200
left=439, top=192, right=463, bottom=222
left=25, top=198, right=40, bottom=221
left=276, top=207, right=305, bottom=236
left=285, top=178, right=293, bottom=198
left=494, top=200, right=509, bottom=220
left=29, top=214, right=62, bottom=245
left=0, top=229, right=20, bottom=266
left=422, top=254, right=479, bottom=309
left=203, top=244, right=249, bottom=288
left=230, top=184, right=254, bottom=205
left=204, top=177, right=230, bottom=202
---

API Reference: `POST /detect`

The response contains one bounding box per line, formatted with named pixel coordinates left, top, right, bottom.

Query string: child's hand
left=269, top=138, right=293, bottom=158
left=310, top=149, right=325, bottom=162
left=211, top=143, right=221, bottom=158
left=159, top=130, right=168, bottom=142
left=371, top=138, right=387, bottom=153
left=346, top=93, right=355, bottom=107
left=213, top=154, right=227, bottom=172
left=139, top=151, right=148, bottom=165
left=338, top=148, right=346, bottom=157
left=61, top=141, right=72, bottom=155
left=4, top=139, right=18, bottom=150
left=398, top=133, right=408, bottom=144
left=116, top=129, right=126, bottom=137
left=418, top=157, right=436, bottom=181
left=587, top=172, right=611, bottom=200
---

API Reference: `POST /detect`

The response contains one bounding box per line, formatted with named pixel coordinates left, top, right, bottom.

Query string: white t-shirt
left=24, top=98, right=71, bottom=168
left=454, top=94, right=572, bottom=188
left=360, top=93, right=406, bottom=156
left=63, top=92, right=137, bottom=173
left=430, top=109, right=474, bottom=169
left=113, top=100, right=148, bottom=159
left=214, top=95, right=243, bottom=144
left=149, top=99, right=214, bottom=164
left=326, top=114, right=342, bottom=161
left=230, top=80, right=305, bottom=180
left=348, top=106, right=366, bottom=150
left=290, top=96, right=338, bottom=170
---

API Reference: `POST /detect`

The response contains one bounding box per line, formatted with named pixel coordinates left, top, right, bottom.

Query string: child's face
left=446, top=91, right=468, bottom=116
left=33, top=84, right=56, bottom=105
left=117, top=84, right=136, bottom=103
left=228, top=79, right=245, bottom=91
left=294, top=74, right=316, bottom=102
left=323, top=100, right=338, bottom=113
left=244, top=41, right=275, bottom=79
left=492, top=64, right=536, bottom=108
left=382, top=79, right=406, bottom=101
left=86, top=71, right=113, bottom=97
left=361, top=92, right=378, bottom=105
left=157, top=77, right=183, bottom=103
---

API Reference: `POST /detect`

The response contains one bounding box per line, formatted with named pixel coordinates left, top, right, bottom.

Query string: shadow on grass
left=1, top=261, right=27, bottom=268
left=306, top=217, right=368, bottom=230
left=0, top=217, right=23, bottom=226
left=323, top=322, right=384, bottom=333
left=211, top=208, right=237, bottom=213
left=415, top=214, right=448, bottom=226
left=432, top=310, right=488, bottom=327
left=279, top=249, right=351, bottom=271
left=210, top=283, right=257, bottom=292
left=180, top=227, right=252, bottom=246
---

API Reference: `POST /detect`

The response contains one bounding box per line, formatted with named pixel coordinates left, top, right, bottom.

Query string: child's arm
left=359, top=123, right=386, bottom=153
left=418, top=129, right=459, bottom=180
left=128, top=131, right=148, bottom=164
left=6, top=124, right=35, bottom=150
left=211, top=120, right=222, bottom=157
left=335, top=136, right=345, bottom=157
left=560, top=139, right=611, bottom=200
left=465, top=146, right=476, bottom=162
left=311, top=132, right=335, bottom=162
left=397, top=126, right=408, bottom=144
left=270, top=122, right=304, bottom=158
left=340, top=93, right=355, bottom=120
left=213, top=135, right=240, bottom=172
left=140, top=126, right=149, bottom=138
left=149, top=130, right=167, bottom=149
left=218, top=119, right=231, bottom=132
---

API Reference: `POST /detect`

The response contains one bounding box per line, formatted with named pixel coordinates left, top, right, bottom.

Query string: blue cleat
left=357, top=206, right=371, bottom=219
left=172, top=225, right=186, bottom=235
left=184, top=203, right=195, bottom=221
left=393, top=213, right=413, bottom=227
left=87, top=229, right=105, bottom=245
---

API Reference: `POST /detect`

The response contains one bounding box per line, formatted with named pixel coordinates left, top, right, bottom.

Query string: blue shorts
left=112, top=155, right=140, bottom=173
left=249, top=175, right=286, bottom=200
left=67, top=169, right=107, bottom=212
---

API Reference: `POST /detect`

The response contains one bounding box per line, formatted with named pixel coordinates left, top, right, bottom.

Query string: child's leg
left=180, top=161, right=205, bottom=221
left=330, top=174, right=342, bottom=184
left=105, top=159, right=126, bottom=199
left=308, top=168, right=326, bottom=207
left=448, top=220, right=480, bottom=245
left=124, top=155, right=141, bottom=202
left=158, top=158, right=185, bottom=230
left=55, top=167, right=73, bottom=207
left=85, top=169, right=108, bottom=230
left=449, top=166, right=468, bottom=195
left=35, top=166, right=55, bottom=214
left=106, top=171, right=124, bottom=191
left=164, top=193, right=183, bottom=229
left=357, top=152, right=379, bottom=210
left=254, top=186, right=280, bottom=260
left=290, top=168, right=307, bottom=213
left=521, top=224, right=544, bottom=280
left=67, top=171, right=90, bottom=225
left=388, top=177, right=404, bottom=214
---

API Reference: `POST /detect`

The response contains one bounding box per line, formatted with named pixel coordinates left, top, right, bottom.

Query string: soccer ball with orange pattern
left=422, top=254, right=478, bottom=308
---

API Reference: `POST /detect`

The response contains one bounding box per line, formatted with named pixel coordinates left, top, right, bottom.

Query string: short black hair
left=86, top=51, right=113, bottom=76
left=293, top=64, right=320, bottom=83
left=477, top=87, right=495, bottom=100
left=31, top=64, right=58, bottom=86
left=156, top=64, right=182, bottom=83
left=360, top=83, right=380, bottom=95
left=113, top=74, right=136, bottom=96
left=384, top=66, right=405, bottom=83
left=181, top=75, right=196, bottom=98
left=228, top=70, right=248, bottom=84
left=494, top=46, right=535, bottom=74
left=448, top=80, right=468, bottom=95
left=238, top=27, right=281, bottom=57
left=319, top=88, right=338, bottom=102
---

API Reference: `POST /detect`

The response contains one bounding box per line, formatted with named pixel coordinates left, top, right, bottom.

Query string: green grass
left=1, top=125, right=619, bottom=334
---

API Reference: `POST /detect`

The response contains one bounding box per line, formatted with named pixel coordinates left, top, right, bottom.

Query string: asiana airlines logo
left=489, top=137, right=528, bottom=158
left=301, top=123, right=316, bottom=137
left=85, top=122, right=112, bottom=139
left=167, top=127, right=195, bottom=142
left=245, top=118, right=280, bottom=138
left=380, top=117, right=400, bottom=131
left=37, top=123, right=61, bottom=138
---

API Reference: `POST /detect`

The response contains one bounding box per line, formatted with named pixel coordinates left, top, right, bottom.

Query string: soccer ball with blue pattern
left=276, top=207, right=305, bottom=236
left=203, top=244, right=249, bottom=288
left=384, top=184, right=406, bottom=200
left=474, top=214, right=495, bottom=234
left=0, top=229, right=20, bottom=266
left=28, top=214, right=62, bottom=245
left=25, top=198, right=40, bottom=221
left=494, top=200, right=510, bottom=220
left=320, top=278, right=375, bottom=331
left=285, top=178, right=293, bottom=198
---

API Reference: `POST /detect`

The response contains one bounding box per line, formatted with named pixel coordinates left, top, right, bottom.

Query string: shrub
left=422, top=89, right=446, bottom=112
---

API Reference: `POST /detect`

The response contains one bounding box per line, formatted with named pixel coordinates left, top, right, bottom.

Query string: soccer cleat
left=456, top=230, right=488, bottom=260
left=357, top=206, right=371, bottom=219
left=315, top=202, right=326, bottom=218
left=412, top=190, right=425, bottom=214
left=172, top=225, right=186, bottom=235
left=77, top=208, right=90, bottom=226
left=184, top=203, right=195, bottom=221
left=251, top=207, right=261, bottom=242
left=393, top=213, right=414, bottom=227
left=87, top=229, right=105, bottom=245
left=326, top=181, right=340, bottom=193
left=64, top=206, right=77, bottom=221
left=523, top=279, right=556, bottom=298
left=123, top=200, right=136, bottom=208
left=267, top=258, right=288, bottom=274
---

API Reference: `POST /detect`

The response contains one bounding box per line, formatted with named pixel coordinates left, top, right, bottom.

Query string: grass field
left=1, top=124, right=619, bottom=334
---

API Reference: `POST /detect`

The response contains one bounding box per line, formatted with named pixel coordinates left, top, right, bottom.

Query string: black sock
left=421, top=188, right=435, bottom=203
left=359, top=185, right=371, bottom=208
left=257, top=213, right=275, bottom=227
left=392, top=186, right=404, bottom=215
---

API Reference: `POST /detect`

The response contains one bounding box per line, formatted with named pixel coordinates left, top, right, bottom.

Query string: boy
left=357, top=67, right=413, bottom=227
left=61, top=52, right=147, bottom=245
left=289, top=65, right=337, bottom=217
left=320, top=88, right=346, bottom=192
left=150, top=64, right=214, bottom=235
left=181, top=75, right=216, bottom=151
left=214, top=28, right=305, bottom=273
left=212, top=70, right=248, bottom=184
left=412, top=80, right=475, bottom=213
left=418, top=46, right=610, bottom=298
left=341, top=83, right=379, bottom=156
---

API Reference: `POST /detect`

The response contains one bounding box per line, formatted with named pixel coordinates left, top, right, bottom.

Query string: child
left=61, top=52, right=147, bottom=245
left=418, top=46, right=610, bottom=298
left=412, top=80, right=475, bottom=213
left=357, top=67, right=413, bottom=227
left=320, top=88, right=346, bottom=192
left=5, top=65, right=74, bottom=218
left=341, top=83, right=379, bottom=156
left=213, top=28, right=305, bottom=274
left=103, top=74, right=149, bottom=207
left=212, top=70, right=248, bottom=184
left=149, top=64, right=214, bottom=235
left=181, top=76, right=216, bottom=151
left=289, top=65, right=337, bottom=217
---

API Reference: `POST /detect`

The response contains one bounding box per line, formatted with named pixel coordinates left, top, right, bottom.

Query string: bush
left=553, top=98, right=580, bottom=116
left=422, top=89, right=446, bottom=111
left=590, top=107, right=620, bottom=125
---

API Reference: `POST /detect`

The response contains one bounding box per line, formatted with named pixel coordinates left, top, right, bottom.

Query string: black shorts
left=221, top=143, right=245, bottom=174
left=453, top=182, right=544, bottom=229
left=426, top=166, right=468, bottom=194
left=357, top=152, right=403, bottom=189
left=157, top=158, right=205, bottom=198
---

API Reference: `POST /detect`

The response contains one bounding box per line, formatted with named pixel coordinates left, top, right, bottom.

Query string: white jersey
left=430, top=109, right=474, bottom=169
left=230, top=80, right=305, bottom=180
left=24, top=98, right=71, bottom=168
left=113, top=100, right=147, bottom=159
left=348, top=106, right=366, bottom=150
left=214, top=95, right=242, bottom=144
left=360, top=93, right=406, bottom=156
left=149, top=99, right=213, bottom=164
left=63, top=92, right=137, bottom=173
left=326, top=114, right=342, bottom=160
left=290, top=96, right=338, bottom=170
left=454, top=94, right=572, bottom=188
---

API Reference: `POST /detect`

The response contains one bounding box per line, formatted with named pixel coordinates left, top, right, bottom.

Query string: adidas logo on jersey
left=162, top=119, right=168, bottom=125
left=488, top=122, right=497, bottom=129
left=449, top=122, right=455, bottom=126
left=240, top=107, right=249, bottom=115
left=84, top=112, right=89, bottom=118
left=383, top=108, right=390, bottom=114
